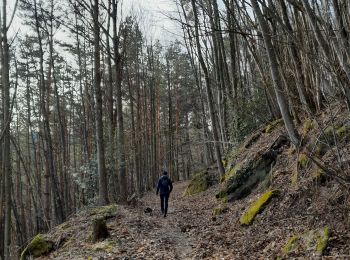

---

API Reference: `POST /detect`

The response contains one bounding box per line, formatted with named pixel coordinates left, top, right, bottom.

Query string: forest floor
left=38, top=179, right=237, bottom=260
left=33, top=105, right=350, bottom=260
left=36, top=175, right=350, bottom=260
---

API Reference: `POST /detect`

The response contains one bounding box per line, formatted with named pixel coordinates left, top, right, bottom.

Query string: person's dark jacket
left=156, top=175, right=173, bottom=195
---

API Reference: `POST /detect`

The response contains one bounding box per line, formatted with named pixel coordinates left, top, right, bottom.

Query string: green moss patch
left=20, top=234, right=54, bottom=260
left=298, top=153, right=308, bottom=168
left=316, top=227, right=330, bottom=254
left=221, top=163, right=241, bottom=183
left=291, top=170, right=298, bottom=186
left=89, top=204, right=117, bottom=218
left=217, top=149, right=278, bottom=201
left=282, top=235, right=298, bottom=254
left=183, top=170, right=215, bottom=197
left=279, top=227, right=330, bottom=258
left=303, top=118, right=314, bottom=135
left=239, top=190, right=278, bottom=225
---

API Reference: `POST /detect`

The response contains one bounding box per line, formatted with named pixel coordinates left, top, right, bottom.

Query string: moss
left=316, top=227, right=330, bottom=255
left=222, top=159, right=227, bottom=168
left=291, top=170, right=298, bottom=186
left=213, top=205, right=229, bottom=216
left=217, top=150, right=277, bottom=201
left=298, top=153, right=308, bottom=168
left=89, top=204, right=117, bottom=217
left=20, top=234, right=53, bottom=260
left=279, top=228, right=330, bottom=257
left=312, top=168, right=324, bottom=180
left=336, top=125, right=347, bottom=137
left=220, top=194, right=228, bottom=203
left=303, top=119, right=314, bottom=135
left=183, top=170, right=209, bottom=197
left=87, top=257, right=93, bottom=260
left=264, top=119, right=283, bottom=134
left=282, top=235, right=298, bottom=254
left=239, top=190, right=278, bottom=225
left=221, top=163, right=241, bottom=183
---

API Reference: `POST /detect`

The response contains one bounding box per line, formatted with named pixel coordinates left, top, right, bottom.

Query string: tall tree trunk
left=251, top=0, right=300, bottom=145
left=2, top=0, right=12, bottom=256
left=191, top=0, right=225, bottom=177
left=111, top=0, right=127, bottom=202
left=92, top=0, right=109, bottom=205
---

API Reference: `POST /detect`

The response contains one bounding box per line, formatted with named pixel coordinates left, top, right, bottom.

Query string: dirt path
left=41, top=180, right=240, bottom=259
left=113, top=181, right=202, bottom=260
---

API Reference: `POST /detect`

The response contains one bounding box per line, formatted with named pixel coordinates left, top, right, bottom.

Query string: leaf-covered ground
left=36, top=175, right=349, bottom=259
left=34, top=105, right=350, bottom=259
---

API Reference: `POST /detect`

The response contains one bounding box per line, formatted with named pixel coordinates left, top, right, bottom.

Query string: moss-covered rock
left=263, top=119, right=283, bottom=134
left=183, top=170, right=216, bottom=197
left=220, top=163, right=242, bottom=183
left=217, top=150, right=278, bottom=201
left=89, top=204, right=117, bottom=219
left=279, top=227, right=330, bottom=258
left=20, top=234, right=54, bottom=260
left=239, top=190, right=279, bottom=225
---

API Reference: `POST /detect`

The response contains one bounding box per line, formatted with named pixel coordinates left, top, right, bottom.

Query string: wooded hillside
left=1, top=0, right=350, bottom=259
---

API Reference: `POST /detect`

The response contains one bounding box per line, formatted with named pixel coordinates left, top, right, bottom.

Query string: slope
left=21, top=105, right=350, bottom=259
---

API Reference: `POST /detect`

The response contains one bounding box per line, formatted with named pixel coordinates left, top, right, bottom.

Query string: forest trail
left=39, top=178, right=235, bottom=260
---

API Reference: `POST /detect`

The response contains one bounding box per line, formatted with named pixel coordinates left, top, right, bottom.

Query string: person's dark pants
left=160, top=193, right=169, bottom=215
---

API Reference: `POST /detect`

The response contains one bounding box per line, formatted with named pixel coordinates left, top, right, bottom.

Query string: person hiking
left=156, top=171, right=173, bottom=218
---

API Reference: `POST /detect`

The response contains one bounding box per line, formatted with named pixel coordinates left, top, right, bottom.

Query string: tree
left=191, top=0, right=225, bottom=177
left=251, top=0, right=300, bottom=145
left=92, top=0, right=108, bottom=205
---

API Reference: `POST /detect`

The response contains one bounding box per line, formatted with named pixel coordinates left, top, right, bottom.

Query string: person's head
left=162, top=171, right=168, bottom=175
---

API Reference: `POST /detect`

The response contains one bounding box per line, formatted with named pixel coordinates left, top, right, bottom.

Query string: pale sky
left=124, top=0, right=182, bottom=45
left=7, top=0, right=182, bottom=45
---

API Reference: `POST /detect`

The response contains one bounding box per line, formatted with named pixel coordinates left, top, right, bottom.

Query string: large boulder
left=20, top=234, right=54, bottom=260
left=217, top=135, right=288, bottom=201
left=183, top=169, right=217, bottom=197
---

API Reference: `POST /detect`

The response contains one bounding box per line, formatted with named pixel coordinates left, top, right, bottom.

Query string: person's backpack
left=160, top=176, right=169, bottom=189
